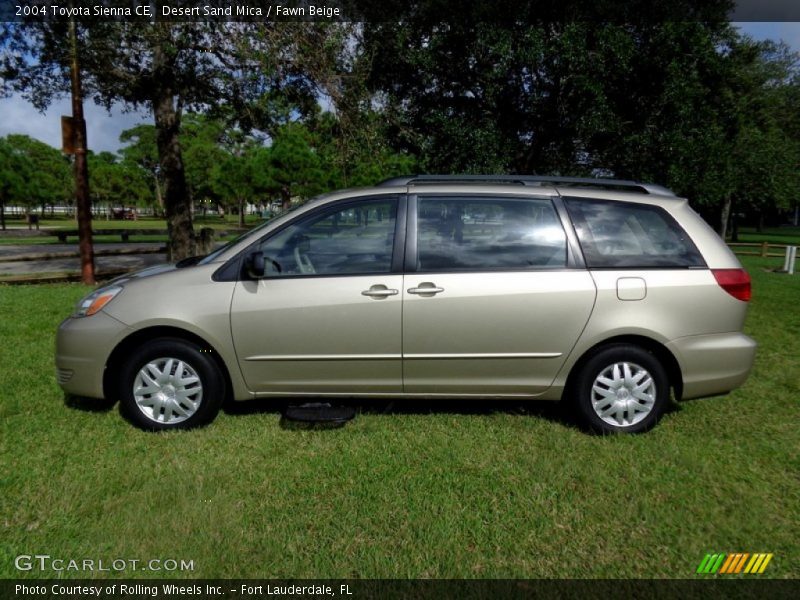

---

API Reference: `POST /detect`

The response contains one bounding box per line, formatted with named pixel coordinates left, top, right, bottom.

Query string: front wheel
left=119, top=338, right=225, bottom=431
left=572, top=344, right=669, bottom=434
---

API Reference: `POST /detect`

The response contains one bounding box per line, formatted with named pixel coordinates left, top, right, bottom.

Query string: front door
left=230, top=196, right=404, bottom=394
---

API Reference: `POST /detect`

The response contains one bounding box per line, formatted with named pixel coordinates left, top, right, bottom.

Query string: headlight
left=74, top=286, right=124, bottom=317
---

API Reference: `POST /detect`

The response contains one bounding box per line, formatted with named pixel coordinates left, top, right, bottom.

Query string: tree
left=88, top=151, right=151, bottom=214
left=360, top=13, right=800, bottom=235
left=0, top=137, right=33, bottom=230
left=181, top=114, right=230, bottom=214
left=2, top=20, right=319, bottom=259
left=212, top=147, right=259, bottom=228
left=307, top=109, right=417, bottom=189
left=362, top=18, right=736, bottom=176
left=2, top=134, right=71, bottom=216
left=253, top=122, right=325, bottom=211
left=716, top=40, right=800, bottom=237
left=119, top=124, right=164, bottom=213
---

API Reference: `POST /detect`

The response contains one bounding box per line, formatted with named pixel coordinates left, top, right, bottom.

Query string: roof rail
left=377, top=174, right=676, bottom=196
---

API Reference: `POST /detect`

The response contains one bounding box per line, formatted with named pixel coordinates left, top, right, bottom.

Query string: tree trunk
left=0, top=200, right=5, bottom=231
left=756, top=213, right=764, bottom=233
left=153, top=173, right=164, bottom=214
left=152, top=38, right=194, bottom=262
left=238, top=198, right=245, bottom=228
left=69, top=16, right=95, bottom=285
left=280, top=185, right=291, bottom=211
left=718, top=196, right=732, bottom=240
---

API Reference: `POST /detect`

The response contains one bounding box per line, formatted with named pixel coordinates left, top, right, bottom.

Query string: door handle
left=407, top=283, right=445, bottom=295
left=361, top=286, right=399, bottom=298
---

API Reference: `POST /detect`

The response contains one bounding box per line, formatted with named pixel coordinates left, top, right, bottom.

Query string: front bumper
left=666, top=332, right=757, bottom=400
left=55, top=311, right=131, bottom=399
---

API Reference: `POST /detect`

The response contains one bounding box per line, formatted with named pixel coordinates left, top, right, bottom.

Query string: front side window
left=256, top=197, right=398, bottom=277
left=416, top=196, right=567, bottom=271
left=564, top=197, right=705, bottom=268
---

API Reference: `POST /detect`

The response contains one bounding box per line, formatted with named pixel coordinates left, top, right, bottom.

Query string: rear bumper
left=55, top=311, right=131, bottom=399
left=666, top=332, right=756, bottom=400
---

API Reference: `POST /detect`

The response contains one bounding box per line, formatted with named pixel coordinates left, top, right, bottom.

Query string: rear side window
left=416, top=196, right=567, bottom=271
left=564, top=198, right=705, bottom=268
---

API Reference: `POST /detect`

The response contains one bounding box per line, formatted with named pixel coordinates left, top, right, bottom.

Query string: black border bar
left=3, top=579, right=800, bottom=600
left=4, top=1, right=800, bottom=23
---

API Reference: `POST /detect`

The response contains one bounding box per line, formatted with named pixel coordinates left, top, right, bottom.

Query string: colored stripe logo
left=697, top=553, right=773, bottom=574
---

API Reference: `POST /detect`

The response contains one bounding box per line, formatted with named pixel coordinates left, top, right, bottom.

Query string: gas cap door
left=617, top=277, right=647, bottom=301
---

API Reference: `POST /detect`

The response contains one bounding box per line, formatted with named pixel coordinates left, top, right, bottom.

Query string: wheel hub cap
left=133, top=357, right=203, bottom=425
left=591, top=361, right=656, bottom=428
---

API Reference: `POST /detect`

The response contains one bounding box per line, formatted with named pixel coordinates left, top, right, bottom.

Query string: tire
left=572, top=344, right=669, bottom=434
left=119, top=337, right=225, bottom=431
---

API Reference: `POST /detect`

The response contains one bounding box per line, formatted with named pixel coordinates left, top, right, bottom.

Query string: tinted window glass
left=416, top=197, right=567, bottom=271
left=257, top=198, right=397, bottom=276
left=564, top=198, right=705, bottom=268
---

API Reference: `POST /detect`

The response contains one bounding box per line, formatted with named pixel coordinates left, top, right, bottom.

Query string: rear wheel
left=572, top=344, right=669, bottom=434
left=119, top=338, right=225, bottom=431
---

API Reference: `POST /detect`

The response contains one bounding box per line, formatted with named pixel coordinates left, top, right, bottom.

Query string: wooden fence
left=727, top=242, right=797, bottom=259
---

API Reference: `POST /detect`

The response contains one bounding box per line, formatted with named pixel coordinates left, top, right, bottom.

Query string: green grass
left=732, top=226, right=800, bottom=245
left=0, top=255, right=798, bottom=579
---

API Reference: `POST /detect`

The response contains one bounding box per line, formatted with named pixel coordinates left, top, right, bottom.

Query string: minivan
left=56, top=175, right=756, bottom=433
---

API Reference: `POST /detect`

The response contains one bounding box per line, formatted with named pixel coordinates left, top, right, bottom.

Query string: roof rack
left=377, top=174, right=676, bottom=196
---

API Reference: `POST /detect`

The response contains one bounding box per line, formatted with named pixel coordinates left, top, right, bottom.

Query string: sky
left=0, top=22, right=798, bottom=154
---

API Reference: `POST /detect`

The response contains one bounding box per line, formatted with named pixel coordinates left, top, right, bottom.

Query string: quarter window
left=564, top=197, right=705, bottom=268
left=416, top=197, right=567, bottom=271
left=256, top=198, right=398, bottom=276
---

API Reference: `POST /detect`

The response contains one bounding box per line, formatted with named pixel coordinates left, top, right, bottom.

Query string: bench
left=51, top=229, right=168, bottom=243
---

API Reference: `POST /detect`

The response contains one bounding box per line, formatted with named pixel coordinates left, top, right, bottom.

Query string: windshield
left=197, top=223, right=265, bottom=265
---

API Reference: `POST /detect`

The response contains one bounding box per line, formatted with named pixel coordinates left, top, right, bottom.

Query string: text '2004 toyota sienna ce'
left=56, top=175, right=756, bottom=433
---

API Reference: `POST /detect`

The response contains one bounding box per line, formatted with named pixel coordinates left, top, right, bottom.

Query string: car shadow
left=64, top=393, right=681, bottom=433
left=222, top=396, right=578, bottom=431
left=63, top=394, right=118, bottom=413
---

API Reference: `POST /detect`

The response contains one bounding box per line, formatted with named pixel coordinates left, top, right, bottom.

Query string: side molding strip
left=245, top=352, right=562, bottom=361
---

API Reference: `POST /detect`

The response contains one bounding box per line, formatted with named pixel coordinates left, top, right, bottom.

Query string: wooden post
left=197, top=227, right=216, bottom=255
left=68, top=10, right=95, bottom=285
left=761, top=241, right=768, bottom=258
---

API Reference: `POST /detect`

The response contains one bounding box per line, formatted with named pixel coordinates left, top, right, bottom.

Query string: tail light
left=712, top=269, right=751, bottom=302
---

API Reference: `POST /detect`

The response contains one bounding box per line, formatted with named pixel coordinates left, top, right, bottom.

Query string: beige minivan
left=56, top=176, right=756, bottom=433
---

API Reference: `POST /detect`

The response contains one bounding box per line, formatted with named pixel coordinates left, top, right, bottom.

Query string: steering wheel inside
left=293, top=246, right=315, bottom=274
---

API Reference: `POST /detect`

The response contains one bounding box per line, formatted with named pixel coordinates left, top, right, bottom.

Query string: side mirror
left=245, top=250, right=265, bottom=278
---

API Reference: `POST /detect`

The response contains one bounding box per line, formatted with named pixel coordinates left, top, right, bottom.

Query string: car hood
left=105, top=263, right=178, bottom=286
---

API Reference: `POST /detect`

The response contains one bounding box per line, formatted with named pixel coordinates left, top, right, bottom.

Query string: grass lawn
left=732, top=226, right=800, bottom=246
left=0, top=255, right=797, bottom=579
